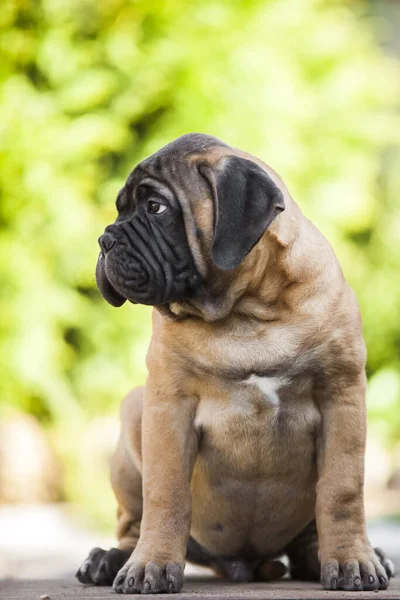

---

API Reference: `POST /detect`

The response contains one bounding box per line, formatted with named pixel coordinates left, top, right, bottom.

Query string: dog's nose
left=99, top=232, right=116, bottom=254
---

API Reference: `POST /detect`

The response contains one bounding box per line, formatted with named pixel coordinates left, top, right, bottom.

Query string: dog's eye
left=147, top=201, right=167, bottom=215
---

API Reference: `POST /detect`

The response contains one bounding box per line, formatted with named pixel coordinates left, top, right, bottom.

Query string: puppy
left=77, top=133, right=394, bottom=593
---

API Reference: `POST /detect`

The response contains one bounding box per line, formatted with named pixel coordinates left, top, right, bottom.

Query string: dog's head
left=96, top=133, right=285, bottom=311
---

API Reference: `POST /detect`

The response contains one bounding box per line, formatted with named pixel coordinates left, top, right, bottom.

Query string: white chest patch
left=243, top=374, right=287, bottom=406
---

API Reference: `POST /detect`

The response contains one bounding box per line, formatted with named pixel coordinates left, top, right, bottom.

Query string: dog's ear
left=198, top=156, right=285, bottom=270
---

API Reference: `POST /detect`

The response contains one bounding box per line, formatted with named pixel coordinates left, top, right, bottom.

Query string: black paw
left=374, top=547, right=395, bottom=580
left=113, top=560, right=184, bottom=594
left=76, top=547, right=131, bottom=586
left=321, top=546, right=394, bottom=591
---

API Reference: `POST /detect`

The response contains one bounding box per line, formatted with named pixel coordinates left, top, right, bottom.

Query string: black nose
left=99, top=232, right=116, bottom=254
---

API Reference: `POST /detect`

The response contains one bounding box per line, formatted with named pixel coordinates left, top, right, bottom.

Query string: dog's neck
left=163, top=197, right=305, bottom=323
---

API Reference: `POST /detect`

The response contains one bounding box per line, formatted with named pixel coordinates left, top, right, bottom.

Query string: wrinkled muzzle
left=96, top=217, right=202, bottom=307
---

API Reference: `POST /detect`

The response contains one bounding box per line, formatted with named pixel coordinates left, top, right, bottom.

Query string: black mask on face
left=96, top=181, right=202, bottom=307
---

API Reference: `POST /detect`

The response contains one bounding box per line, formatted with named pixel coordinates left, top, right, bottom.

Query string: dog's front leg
left=316, top=371, right=393, bottom=591
left=114, top=380, right=198, bottom=595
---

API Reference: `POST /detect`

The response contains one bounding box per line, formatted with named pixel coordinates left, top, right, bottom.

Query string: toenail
left=116, top=575, right=125, bottom=586
left=369, top=575, right=375, bottom=584
left=355, top=576, right=361, bottom=586
left=144, top=581, right=150, bottom=592
left=331, top=578, right=338, bottom=590
left=128, top=577, right=135, bottom=587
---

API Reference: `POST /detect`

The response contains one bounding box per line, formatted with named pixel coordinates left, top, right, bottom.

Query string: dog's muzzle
left=96, top=217, right=202, bottom=307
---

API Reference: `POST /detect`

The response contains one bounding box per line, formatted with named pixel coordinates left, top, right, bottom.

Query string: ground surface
left=1, top=577, right=400, bottom=600
left=1, top=508, right=399, bottom=599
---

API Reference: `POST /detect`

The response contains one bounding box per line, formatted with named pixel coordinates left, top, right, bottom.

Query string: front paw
left=321, top=545, right=394, bottom=591
left=76, top=547, right=131, bottom=586
left=113, top=560, right=184, bottom=594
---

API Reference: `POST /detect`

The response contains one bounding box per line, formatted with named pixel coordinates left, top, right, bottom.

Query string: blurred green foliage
left=0, top=0, right=399, bottom=527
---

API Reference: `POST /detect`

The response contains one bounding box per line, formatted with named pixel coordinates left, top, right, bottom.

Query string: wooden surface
left=1, top=577, right=399, bottom=600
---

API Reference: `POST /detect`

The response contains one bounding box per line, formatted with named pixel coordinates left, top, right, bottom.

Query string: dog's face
left=96, top=134, right=285, bottom=309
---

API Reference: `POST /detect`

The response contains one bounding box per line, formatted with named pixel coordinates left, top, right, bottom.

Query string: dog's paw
left=321, top=545, right=394, bottom=591
left=113, top=560, right=184, bottom=594
left=76, top=547, right=131, bottom=586
left=374, top=547, right=396, bottom=580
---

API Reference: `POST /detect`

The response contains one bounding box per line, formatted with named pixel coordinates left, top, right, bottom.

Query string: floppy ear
left=198, top=156, right=285, bottom=270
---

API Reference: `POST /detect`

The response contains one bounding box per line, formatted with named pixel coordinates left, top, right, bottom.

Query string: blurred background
left=0, top=0, right=399, bottom=581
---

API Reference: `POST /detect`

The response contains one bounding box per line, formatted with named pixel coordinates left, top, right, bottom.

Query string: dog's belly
left=190, top=376, right=319, bottom=558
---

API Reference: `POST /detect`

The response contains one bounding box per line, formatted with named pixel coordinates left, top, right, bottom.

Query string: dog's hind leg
left=112, top=387, right=144, bottom=552
left=254, top=559, right=288, bottom=582
left=285, top=519, right=320, bottom=581
left=186, top=538, right=257, bottom=582
left=76, top=387, right=144, bottom=586
left=187, top=537, right=286, bottom=583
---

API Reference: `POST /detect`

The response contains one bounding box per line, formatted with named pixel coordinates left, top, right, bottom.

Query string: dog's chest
left=194, top=373, right=320, bottom=461
left=243, top=374, right=286, bottom=405
left=195, top=375, right=283, bottom=426
left=191, top=372, right=319, bottom=555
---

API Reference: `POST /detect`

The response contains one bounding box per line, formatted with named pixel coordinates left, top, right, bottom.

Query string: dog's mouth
left=95, top=222, right=203, bottom=308
left=95, top=252, right=127, bottom=307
